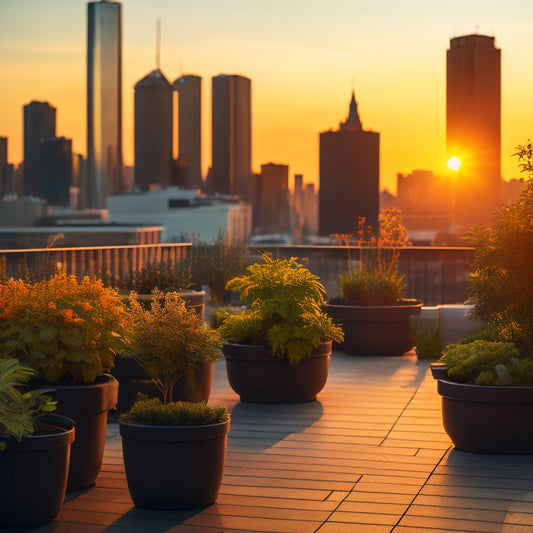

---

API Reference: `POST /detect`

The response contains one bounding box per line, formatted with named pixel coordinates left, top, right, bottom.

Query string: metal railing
left=0, top=243, right=191, bottom=280
left=0, top=242, right=473, bottom=306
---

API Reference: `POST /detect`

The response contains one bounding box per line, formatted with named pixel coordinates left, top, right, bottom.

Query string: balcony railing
left=0, top=243, right=473, bottom=306
left=0, top=243, right=191, bottom=280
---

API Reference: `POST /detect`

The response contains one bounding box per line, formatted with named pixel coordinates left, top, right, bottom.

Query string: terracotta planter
left=119, top=419, right=230, bottom=509
left=437, top=379, right=533, bottom=453
left=323, top=300, right=423, bottom=356
left=223, top=341, right=332, bottom=403
left=0, top=414, right=75, bottom=527
left=49, top=374, right=119, bottom=490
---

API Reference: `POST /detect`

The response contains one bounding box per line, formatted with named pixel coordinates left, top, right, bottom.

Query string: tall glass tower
left=87, top=0, right=123, bottom=209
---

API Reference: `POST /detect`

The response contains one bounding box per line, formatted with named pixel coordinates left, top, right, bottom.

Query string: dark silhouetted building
left=0, top=137, right=13, bottom=197
left=38, top=137, right=72, bottom=207
left=87, top=0, right=123, bottom=208
left=447, top=34, right=502, bottom=226
left=254, top=163, right=290, bottom=234
left=319, top=91, right=379, bottom=236
left=134, top=69, right=173, bottom=188
left=173, top=74, right=202, bottom=189
left=23, top=101, right=56, bottom=197
left=210, top=74, right=252, bottom=201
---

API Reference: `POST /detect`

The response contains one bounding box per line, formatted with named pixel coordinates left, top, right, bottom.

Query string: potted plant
left=0, top=358, right=75, bottom=527
left=324, top=208, right=423, bottom=356
left=432, top=143, right=533, bottom=453
left=118, top=294, right=230, bottom=509
left=123, top=289, right=223, bottom=405
left=218, top=252, right=344, bottom=403
left=0, top=273, right=131, bottom=490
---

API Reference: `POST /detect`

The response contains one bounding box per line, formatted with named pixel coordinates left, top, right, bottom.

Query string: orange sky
left=2, top=0, right=533, bottom=194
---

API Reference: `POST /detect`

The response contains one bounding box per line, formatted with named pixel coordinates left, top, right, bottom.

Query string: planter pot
left=430, top=362, right=449, bottom=380
left=223, top=341, right=332, bottom=403
left=113, top=361, right=215, bottom=413
left=437, top=379, right=533, bottom=453
left=49, top=374, right=119, bottom=490
left=323, top=300, right=423, bottom=356
left=0, top=414, right=75, bottom=527
left=119, top=419, right=230, bottom=509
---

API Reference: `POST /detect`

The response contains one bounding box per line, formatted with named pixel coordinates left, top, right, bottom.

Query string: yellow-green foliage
left=0, top=274, right=132, bottom=384
left=218, top=253, right=344, bottom=365
left=127, top=290, right=223, bottom=403
left=119, top=398, right=229, bottom=426
left=0, top=359, right=57, bottom=449
left=441, top=340, right=533, bottom=385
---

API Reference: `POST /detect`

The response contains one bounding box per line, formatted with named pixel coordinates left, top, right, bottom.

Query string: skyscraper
left=447, top=34, right=501, bottom=226
left=134, top=69, right=173, bottom=189
left=23, top=100, right=56, bottom=197
left=173, top=74, right=202, bottom=189
left=87, top=0, right=123, bottom=208
left=38, top=137, right=72, bottom=207
left=319, top=92, right=379, bottom=237
left=255, top=163, right=290, bottom=234
left=210, top=74, right=252, bottom=201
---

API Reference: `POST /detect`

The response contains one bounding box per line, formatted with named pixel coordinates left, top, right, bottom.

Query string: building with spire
left=447, top=34, right=502, bottom=227
left=87, top=0, right=123, bottom=208
left=173, top=75, right=202, bottom=189
left=134, top=69, right=173, bottom=188
left=318, top=91, right=379, bottom=237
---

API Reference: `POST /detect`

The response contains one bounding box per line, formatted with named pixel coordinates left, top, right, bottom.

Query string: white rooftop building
left=107, top=187, right=252, bottom=243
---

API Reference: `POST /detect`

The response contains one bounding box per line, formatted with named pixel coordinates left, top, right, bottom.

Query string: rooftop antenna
left=156, top=17, right=161, bottom=70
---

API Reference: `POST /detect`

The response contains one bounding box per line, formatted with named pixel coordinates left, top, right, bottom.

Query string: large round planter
left=119, top=419, right=230, bottom=509
left=49, top=374, right=119, bottom=490
left=437, top=379, right=533, bottom=453
left=113, top=361, right=215, bottom=413
left=0, top=414, right=75, bottom=527
left=223, top=341, right=332, bottom=403
left=323, top=300, right=423, bottom=356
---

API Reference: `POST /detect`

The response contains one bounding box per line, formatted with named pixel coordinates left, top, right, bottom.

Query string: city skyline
left=2, top=1, right=533, bottom=194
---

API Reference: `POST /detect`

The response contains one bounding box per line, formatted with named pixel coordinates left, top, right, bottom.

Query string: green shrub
left=0, top=359, right=57, bottom=449
left=219, top=252, right=344, bottom=364
left=440, top=340, right=533, bottom=385
left=340, top=269, right=404, bottom=306
left=412, top=319, right=443, bottom=360
left=126, top=290, right=223, bottom=404
left=189, top=232, right=248, bottom=303
left=119, top=398, right=229, bottom=426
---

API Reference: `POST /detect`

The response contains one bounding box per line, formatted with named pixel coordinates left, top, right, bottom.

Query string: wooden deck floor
left=27, top=352, right=533, bottom=533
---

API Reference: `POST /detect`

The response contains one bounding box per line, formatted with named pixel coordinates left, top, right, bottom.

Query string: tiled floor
left=28, top=352, right=533, bottom=532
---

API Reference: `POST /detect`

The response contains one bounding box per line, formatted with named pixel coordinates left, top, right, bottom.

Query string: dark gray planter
left=437, top=379, right=533, bottom=453
left=223, top=341, right=332, bottom=403
left=49, top=374, right=119, bottom=490
left=323, top=300, right=423, bottom=356
left=0, top=414, right=75, bottom=527
left=119, top=419, right=230, bottom=509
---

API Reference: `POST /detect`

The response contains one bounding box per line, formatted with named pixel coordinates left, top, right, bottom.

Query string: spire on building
left=340, top=91, right=363, bottom=131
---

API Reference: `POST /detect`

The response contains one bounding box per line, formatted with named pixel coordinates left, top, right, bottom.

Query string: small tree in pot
left=218, top=252, right=343, bottom=403
left=118, top=291, right=230, bottom=509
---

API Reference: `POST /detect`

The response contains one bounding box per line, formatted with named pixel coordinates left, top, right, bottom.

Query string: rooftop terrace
left=25, top=351, right=533, bottom=533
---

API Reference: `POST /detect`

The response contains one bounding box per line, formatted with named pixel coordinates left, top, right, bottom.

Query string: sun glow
left=447, top=156, right=462, bottom=171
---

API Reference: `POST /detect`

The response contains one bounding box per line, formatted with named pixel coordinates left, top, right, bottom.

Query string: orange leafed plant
left=335, top=208, right=411, bottom=305
left=0, top=274, right=132, bottom=384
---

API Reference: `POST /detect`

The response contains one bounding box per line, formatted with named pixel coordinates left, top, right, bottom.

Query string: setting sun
left=447, top=156, right=462, bottom=171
